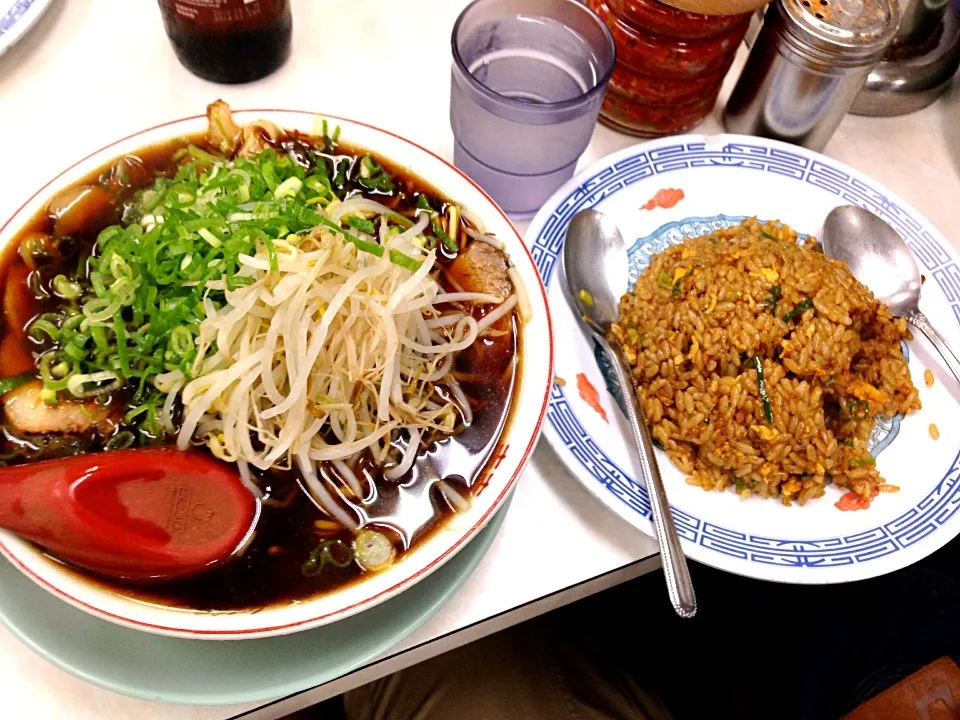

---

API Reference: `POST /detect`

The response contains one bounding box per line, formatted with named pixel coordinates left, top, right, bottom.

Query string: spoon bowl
left=822, top=205, right=960, bottom=387
left=564, top=209, right=629, bottom=334
left=563, top=209, right=696, bottom=619
left=822, top=206, right=922, bottom=317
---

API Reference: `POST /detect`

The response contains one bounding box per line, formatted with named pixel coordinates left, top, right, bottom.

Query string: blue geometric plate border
left=529, top=137, right=960, bottom=571
left=0, top=1, right=39, bottom=38
left=0, top=0, right=54, bottom=57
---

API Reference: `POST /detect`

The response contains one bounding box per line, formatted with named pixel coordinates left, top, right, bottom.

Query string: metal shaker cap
left=778, top=0, right=902, bottom=65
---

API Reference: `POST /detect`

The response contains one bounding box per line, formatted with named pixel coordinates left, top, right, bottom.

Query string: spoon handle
left=602, top=337, right=697, bottom=619
left=909, top=309, right=960, bottom=387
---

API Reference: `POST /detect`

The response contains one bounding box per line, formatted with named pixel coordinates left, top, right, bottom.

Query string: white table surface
left=1, top=1, right=959, bottom=718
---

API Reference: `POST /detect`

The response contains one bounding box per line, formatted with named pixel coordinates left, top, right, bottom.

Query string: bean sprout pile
left=164, top=202, right=515, bottom=527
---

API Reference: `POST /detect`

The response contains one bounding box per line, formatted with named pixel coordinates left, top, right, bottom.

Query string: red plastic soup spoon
left=0, top=447, right=257, bottom=582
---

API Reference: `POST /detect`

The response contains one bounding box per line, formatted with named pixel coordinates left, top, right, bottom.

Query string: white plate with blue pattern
left=0, top=0, right=53, bottom=58
left=527, top=134, right=960, bottom=584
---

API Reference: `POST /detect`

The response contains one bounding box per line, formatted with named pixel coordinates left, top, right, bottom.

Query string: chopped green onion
left=105, top=430, right=136, bottom=450
left=307, top=212, right=420, bottom=266
left=578, top=289, right=594, bottom=307
left=781, top=298, right=813, bottom=323
left=765, top=285, right=782, bottom=313
left=849, top=456, right=876, bottom=468
left=66, top=370, right=120, bottom=399
left=197, top=227, right=222, bottom=248
left=353, top=236, right=385, bottom=257
left=63, top=343, right=87, bottom=362
left=761, top=231, right=778, bottom=241
left=361, top=174, right=393, bottom=193
left=50, top=361, right=70, bottom=379
left=52, top=274, right=83, bottom=300
left=27, top=270, right=47, bottom=298
left=753, top=355, right=773, bottom=424
left=387, top=212, right=414, bottom=229
left=89, top=324, right=108, bottom=351
left=28, top=317, right=59, bottom=342
left=845, top=399, right=871, bottom=419
left=359, top=156, right=378, bottom=179
left=657, top=271, right=672, bottom=289
left=389, top=249, right=423, bottom=272
left=332, top=159, right=348, bottom=188
left=273, top=176, right=303, bottom=199
left=143, top=189, right=165, bottom=212
left=301, top=539, right=354, bottom=577
left=186, top=145, right=226, bottom=166
left=354, top=529, right=396, bottom=572
left=262, top=234, right=280, bottom=273
left=261, top=161, right=279, bottom=191
left=38, top=353, right=69, bottom=391
left=432, top=220, right=458, bottom=252
left=346, top=216, right=376, bottom=234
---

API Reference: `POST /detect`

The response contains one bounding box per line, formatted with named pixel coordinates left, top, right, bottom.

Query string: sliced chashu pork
left=446, top=240, right=512, bottom=299
left=446, top=241, right=515, bottom=378
left=3, top=380, right=118, bottom=435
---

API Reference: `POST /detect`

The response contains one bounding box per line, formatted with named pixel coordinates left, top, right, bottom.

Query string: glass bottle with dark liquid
left=158, top=0, right=292, bottom=84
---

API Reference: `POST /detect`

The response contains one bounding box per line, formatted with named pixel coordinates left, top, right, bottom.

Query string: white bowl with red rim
left=0, top=110, right=554, bottom=640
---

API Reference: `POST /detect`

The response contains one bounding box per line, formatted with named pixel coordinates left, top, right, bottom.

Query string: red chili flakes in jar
left=588, top=0, right=751, bottom=136
left=609, top=0, right=747, bottom=39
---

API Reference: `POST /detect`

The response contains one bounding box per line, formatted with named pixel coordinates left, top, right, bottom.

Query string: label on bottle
left=164, top=0, right=286, bottom=30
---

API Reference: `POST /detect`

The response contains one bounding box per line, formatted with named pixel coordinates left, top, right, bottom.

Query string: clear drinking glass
left=450, top=0, right=616, bottom=217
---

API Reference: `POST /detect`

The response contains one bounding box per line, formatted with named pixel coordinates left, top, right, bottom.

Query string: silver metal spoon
left=563, top=209, right=697, bottom=619
left=822, top=205, right=960, bottom=386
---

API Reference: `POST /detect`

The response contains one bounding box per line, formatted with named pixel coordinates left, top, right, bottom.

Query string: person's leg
left=344, top=621, right=672, bottom=720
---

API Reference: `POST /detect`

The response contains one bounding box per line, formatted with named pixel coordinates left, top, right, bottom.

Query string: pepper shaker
left=850, top=0, right=960, bottom=116
left=722, top=0, right=901, bottom=151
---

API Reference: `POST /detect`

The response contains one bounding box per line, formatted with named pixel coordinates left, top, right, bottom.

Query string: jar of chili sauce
left=588, top=0, right=753, bottom=136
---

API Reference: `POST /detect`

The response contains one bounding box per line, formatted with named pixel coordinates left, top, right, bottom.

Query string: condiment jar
left=157, top=0, right=292, bottom=84
left=588, top=0, right=752, bottom=136
left=722, top=0, right=901, bottom=150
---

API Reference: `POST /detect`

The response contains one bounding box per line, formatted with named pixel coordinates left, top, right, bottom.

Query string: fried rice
left=610, top=218, right=920, bottom=507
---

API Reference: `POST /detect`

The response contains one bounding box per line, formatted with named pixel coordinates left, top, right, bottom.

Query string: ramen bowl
left=0, top=110, right=553, bottom=639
